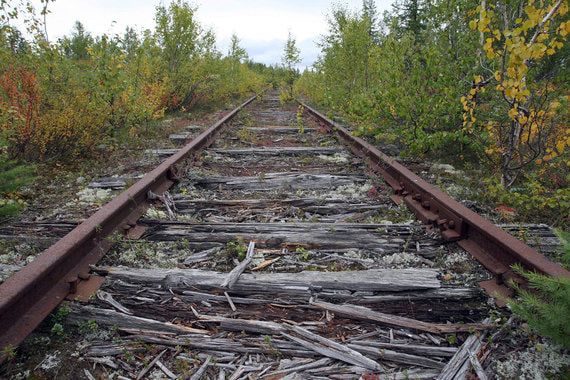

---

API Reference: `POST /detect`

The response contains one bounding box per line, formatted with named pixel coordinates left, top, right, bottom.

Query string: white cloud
left=24, top=0, right=394, bottom=66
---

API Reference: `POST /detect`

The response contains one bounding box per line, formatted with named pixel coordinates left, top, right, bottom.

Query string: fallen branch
left=437, top=329, right=487, bottom=380
left=189, top=355, right=211, bottom=380
left=282, top=324, right=383, bottom=372
left=221, top=241, right=255, bottom=289
left=136, top=349, right=167, bottom=380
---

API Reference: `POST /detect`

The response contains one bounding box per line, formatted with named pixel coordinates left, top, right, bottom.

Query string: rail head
left=0, top=95, right=256, bottom=354
left=299, top=100, right=570, bottom=299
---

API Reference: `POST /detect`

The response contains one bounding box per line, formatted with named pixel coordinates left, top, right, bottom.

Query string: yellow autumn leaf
left=493, top=30, right=501, bottom=40
left=522, top=20, right=535, bottom=31
left=537, top=33, right=548, bottom=42
left=559, top=21, right=570, bottom=37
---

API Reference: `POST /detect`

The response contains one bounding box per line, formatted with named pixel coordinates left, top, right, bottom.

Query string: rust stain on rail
left=0, top=95, right=256, bottom=354
left=300, top=100, right=570, bottom=303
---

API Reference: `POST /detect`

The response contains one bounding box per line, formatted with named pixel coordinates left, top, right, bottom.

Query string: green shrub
left=1, top=2, right=267, bottom=163
left=509, top=234, right=570, bottom=348
left=484, top=176, right=570, bottom=228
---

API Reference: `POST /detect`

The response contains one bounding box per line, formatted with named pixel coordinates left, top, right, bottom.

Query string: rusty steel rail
left=300, top=101, right=570, bottom=301
left=0, top=95, right=256, bottom=354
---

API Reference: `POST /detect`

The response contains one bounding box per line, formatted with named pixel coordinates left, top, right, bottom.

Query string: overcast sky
left=28, top=0, right=394, bottom=68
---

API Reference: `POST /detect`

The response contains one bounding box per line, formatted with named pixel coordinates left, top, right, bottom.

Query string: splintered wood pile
left=10, top=93, right=562, bottom=379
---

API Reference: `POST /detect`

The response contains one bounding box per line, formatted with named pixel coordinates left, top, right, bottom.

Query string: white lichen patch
left=430, top=163, right=462, bottom=176
left=0, top=264, right=20, bottom=283
left=38, top=350, right=62, bottom=371
left=344, top=249, right=364, bottom=259
left=251, top=252, right=266, bottom=267
left=308, top=182, right=373, bottom=200
left=0, top=243, right=38, bottom=266
left=149, top=368, right=168, bottom=380
left=495, top=342, right=570, bottom=380
left=12, top=371, right=31, bottom=380
left=444, top=183, right=470, bottom=199
left=143, top=206, right=197, bottom=222
left=121, top=246, right=177, bottom=268
left=317, top=153, right=349, bottom=164
left=381, top=252, right=421, bottom=267
left=75, top=188, right=112, bottom=205
left=203, top=151, right=232, bottom=163
left=176, top=185, right=204, bottom=198
left=108, top=241, right=179, bottom=268
left=82, top=329, right=113, bottom=342
left=144, top=207, right=168, bottom=220
left=443, top=251, right=472, bottom=273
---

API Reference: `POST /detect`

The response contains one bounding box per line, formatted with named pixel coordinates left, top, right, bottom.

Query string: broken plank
left=189, top=356, right=211, bottom=380
left=282, top=332, right=376, bottom=373
left=347, top=343, right=445, bottom=369
left=67, top=304, right=209, bottom=335
left=437, top=331, right=486, bottom=380
left=350, top=341, right=457, bottom=357
left=311, top=301, right=492, bottom=334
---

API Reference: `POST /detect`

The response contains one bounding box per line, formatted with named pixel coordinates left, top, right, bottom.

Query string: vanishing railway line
left=0, top=92, right=569, bottom=378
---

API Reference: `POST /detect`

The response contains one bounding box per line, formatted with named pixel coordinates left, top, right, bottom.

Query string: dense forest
left=296, top=0, right=569, bottom=226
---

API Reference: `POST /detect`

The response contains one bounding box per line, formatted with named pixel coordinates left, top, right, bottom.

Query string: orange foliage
left=0, top=66, right=41, bottom=157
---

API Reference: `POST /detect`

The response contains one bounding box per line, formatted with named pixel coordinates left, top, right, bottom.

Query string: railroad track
left=0, top=91, right=568, bottom=378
